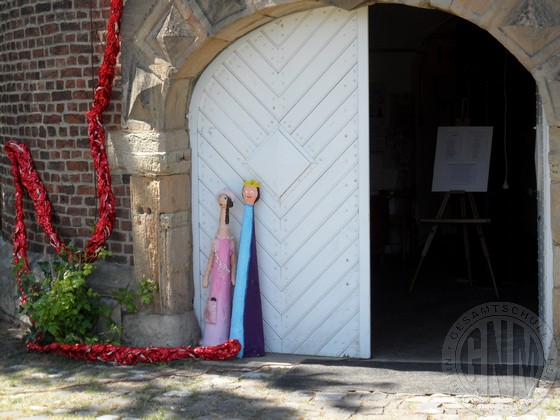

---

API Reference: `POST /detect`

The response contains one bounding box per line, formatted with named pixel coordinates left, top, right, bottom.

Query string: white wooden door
left=190, top=7, right=370, bottom=357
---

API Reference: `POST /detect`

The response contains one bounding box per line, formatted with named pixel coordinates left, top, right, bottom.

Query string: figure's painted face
left=218, top=194, right=229, bottom=208
left=242, top=186, right=259, bottom=205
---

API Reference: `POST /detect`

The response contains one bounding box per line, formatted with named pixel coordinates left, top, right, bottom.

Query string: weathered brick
left=61, top=22, right=81, bottom=32
left=40, top=69, right=59, bottom=79
left=18, top=50, right=31, bottom=60
left=53, top=0, right=73, bottom=9
left=72, top=90, right=91, bottom=100
left=77, top=185, right=96, bottom=195
left=46, top=161, right=65, bottom=171
left=52, top=91, right=72, bottom=101
left=40, top=23, right=58, bottom=35
left=25, top=27, right=39, bottom=37
left=49, top=44, right=68, bottom=55
left=66, top=161, right=89, bottom=171
left=43, top=114, right=61, bottom=124
left=63, top=113, right=85, bottom=124
left=60, top=67, right=82, bottom=78
left=35, top=2, right=52, bottom=13
left=20, top=6, right=34, bottom=16
left=33, top=92, right=51, bottom=102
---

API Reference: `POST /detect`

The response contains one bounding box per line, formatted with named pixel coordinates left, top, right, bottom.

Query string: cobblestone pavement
left=1, top=317, right=559, bottom=419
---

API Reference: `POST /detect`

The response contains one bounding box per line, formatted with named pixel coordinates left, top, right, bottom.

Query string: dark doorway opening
left=368, top=4, right=538, bottom=361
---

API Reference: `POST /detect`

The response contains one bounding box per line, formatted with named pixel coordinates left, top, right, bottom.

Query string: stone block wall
left=0, top=0, right=132, bottom=264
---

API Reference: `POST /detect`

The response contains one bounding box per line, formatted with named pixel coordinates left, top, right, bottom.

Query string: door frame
left=357, top=6, right=371, bottom=357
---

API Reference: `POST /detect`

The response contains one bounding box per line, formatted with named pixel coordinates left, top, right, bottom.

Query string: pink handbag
left=204, top=297, right=217, bottom=324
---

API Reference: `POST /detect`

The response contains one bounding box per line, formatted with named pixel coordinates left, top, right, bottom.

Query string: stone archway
left=111, top=0, right=560, bottom=347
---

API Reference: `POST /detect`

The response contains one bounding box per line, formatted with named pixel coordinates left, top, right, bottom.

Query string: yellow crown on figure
left=243, top=179, right=261, bottom=188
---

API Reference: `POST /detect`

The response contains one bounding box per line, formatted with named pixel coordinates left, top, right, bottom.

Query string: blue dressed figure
left=229, top=179, right=265, bottom=357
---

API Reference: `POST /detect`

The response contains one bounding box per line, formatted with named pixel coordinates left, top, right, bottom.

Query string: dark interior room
left=368, top=4, right=539, bottom=361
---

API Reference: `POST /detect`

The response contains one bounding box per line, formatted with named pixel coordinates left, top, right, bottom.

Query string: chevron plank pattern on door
left=192, top=7, right=368, bottom=357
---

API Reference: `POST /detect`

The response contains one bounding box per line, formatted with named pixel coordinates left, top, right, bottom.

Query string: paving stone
left=443, top=402, right=468, bottom=409
left=361, top=391, right=388, bottom=401
left=431, top=396, right=459, bottom=403
left=333, top=399, right=361, bottom=410
left=162, top=390, right=192, bottom=398
left=476, top=404, right=508, bottom=413
left=240, top=371, right=273, bottom=379
left=406, top=395, right=432, bottom=403
left=415, top=401, right=444, bottom=414
left=361, top=398, right=390, bottom=408
left=395, top=393, right=416, bottom=398
left=75, top=411, right=98, bottom=417
left=51, top=409, right=72, bottom=414
left=320, top=410, right=353, bottom=419
left=384, top=399, right=404, bottom=411
left=0, top=412, right=23, bottom=418
left=492, top=397, right=515, bottom=403
left=288, top=390, right=315, bottom=400
left=299, top=403, right=324, bottom=412
left=315, top=392, right=346, bottom=401
left=355, top=406, right=385, bottom=415
left=8, top=365, right=27, bottom=369
left=344, top=390, right=367, bottom=399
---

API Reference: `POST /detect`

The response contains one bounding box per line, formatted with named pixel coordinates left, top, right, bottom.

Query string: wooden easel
left=408, top=190, right=499, bottom=298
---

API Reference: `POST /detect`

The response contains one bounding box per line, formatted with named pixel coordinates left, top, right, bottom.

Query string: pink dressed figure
left=200, top=190, right=237, bottom=347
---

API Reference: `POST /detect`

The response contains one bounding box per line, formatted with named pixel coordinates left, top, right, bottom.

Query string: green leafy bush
left=138, top=276, right=158, bottom=305
left=15, top=247, right=118, bottom=344
left=15, top=246, right=159, bottom=345
left=112, top=276, right=158, bottom=313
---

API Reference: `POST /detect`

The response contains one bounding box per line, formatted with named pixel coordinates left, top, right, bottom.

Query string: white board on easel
left=431, top=126, right=493, bottom=192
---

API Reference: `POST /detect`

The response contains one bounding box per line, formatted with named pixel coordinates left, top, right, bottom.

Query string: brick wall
left=0, top=0, right=132, bottom=264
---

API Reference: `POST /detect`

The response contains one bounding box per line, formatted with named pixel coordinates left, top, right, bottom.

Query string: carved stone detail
left=500, top=0, right=560, bottom=57
left=146, top=5, right=198, bottom=68
left=195, top=0, right=246, bottom=25
left=123, top=1, right=207, bottom=127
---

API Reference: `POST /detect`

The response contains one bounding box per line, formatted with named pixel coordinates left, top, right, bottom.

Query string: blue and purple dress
left=229, top=203, right=265, bottom=357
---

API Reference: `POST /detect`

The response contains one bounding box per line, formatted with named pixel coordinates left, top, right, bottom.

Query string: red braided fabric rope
left=82, top=0, right=121, bottom=260
left=4, top=0, right=240, bottom=362
left=26, top=339, right=242, bottom=365
left=4, top=0, right=123, bottom=265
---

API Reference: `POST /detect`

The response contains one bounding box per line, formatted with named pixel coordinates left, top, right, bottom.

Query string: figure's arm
left=230, top=246, right=238, bottom=286
left=202, top=248, right=214, bottom=288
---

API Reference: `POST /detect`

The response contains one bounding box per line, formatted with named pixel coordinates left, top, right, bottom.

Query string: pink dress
left=201, top=235, right=235, bottom=346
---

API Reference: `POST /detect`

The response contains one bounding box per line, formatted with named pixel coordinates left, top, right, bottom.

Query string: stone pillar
left=108, top=129, right=200, bottom=346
